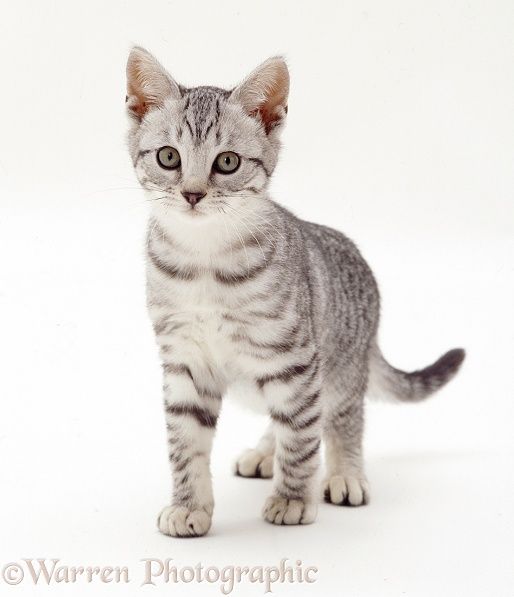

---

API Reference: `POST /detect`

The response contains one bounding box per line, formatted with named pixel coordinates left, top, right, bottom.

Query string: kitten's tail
left=368, top=342, right=465, bottom=402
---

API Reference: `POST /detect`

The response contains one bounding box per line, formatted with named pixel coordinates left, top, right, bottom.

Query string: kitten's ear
left=231, top=57, right=289, bottom=134
left=126, top=47, right=181, bottom=120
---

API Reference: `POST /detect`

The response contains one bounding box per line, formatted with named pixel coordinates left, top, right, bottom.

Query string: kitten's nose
left=181, top=190, right=206, bottom=206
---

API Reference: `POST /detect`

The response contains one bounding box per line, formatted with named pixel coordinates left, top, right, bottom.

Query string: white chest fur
left=145, top=209, right=303, bottom=409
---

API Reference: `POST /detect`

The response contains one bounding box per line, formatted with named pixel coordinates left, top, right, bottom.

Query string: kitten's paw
left=157, top=505, right=212, bottom=537
left=262, top=495, right=317, bottom=525
left=235, top=449, right=273, bottom=478
left=323, top=474, right=370, bottom=507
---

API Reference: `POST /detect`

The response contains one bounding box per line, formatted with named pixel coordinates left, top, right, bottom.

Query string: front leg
left=157, top=361, right=222, bottom=538
left=259, top=358, right=322, bottom=525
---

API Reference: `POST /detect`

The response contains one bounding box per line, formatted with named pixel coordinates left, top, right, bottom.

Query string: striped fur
left=126, top=48, right=465, bottom=537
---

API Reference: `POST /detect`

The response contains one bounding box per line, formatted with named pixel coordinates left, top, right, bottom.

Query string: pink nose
left=181, top=191, right=206, bottom=206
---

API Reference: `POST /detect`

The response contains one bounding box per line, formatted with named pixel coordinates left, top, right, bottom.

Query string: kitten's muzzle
left=181, top=190, right=206, bottom=207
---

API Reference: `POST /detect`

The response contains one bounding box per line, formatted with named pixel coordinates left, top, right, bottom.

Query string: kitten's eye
left=156, top=146, right=181, bottom=170
left=213, top=151, right=240, bottom=174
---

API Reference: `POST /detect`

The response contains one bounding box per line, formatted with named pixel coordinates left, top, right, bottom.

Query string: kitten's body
left=147, top=200, right=378, bottom=422
left=126, top=48, right=465, bottom=537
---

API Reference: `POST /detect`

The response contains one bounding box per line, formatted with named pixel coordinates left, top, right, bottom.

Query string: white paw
left=323, top=474, right=370, bottom=506
left=262, top=495, right=317, bottom=525
left=157, top=505, right=212, bottom=537
left=235, top=449, right=274, bottom=478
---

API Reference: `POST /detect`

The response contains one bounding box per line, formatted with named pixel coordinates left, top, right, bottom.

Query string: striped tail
left=368, top=342, right=465, bottom=402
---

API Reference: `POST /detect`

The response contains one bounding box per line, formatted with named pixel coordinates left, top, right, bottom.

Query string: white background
left=0, top=1, right=513, bottom=596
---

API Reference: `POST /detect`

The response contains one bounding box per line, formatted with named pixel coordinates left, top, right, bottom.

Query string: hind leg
left=323, top=389, right=369, bottom=507
left=235, top=424, right=275, bottom=478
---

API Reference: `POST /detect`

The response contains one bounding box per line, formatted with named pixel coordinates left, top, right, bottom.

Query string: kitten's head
left=126, top=47, right=288, bottom=222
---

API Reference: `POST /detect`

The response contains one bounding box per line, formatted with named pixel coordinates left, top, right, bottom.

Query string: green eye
left=157, top=146, right=181, bottom=170
left=214, top=151, right=240, bottom=174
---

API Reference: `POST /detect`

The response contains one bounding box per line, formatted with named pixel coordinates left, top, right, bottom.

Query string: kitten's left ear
left=126, top=46, right=181, bottom=121
left=231, top=57, right=289, bottom=134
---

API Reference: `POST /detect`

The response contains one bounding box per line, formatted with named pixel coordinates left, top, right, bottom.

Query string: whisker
left=221, top=201, right=286, bottom=245
left=220, top=203, right=268, bottom=263
left=222, top=209, right=251, bottom=278
left=218, top=206, right=234, bottom=266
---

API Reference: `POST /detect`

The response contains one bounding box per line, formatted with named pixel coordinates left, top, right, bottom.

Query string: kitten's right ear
left=126, top=47, right=181, bottom=121
left=231, top=57, right=289, bottom=134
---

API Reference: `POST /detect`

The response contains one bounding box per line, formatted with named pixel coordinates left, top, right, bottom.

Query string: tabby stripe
left=270, top=410, right=320, bottom=430
left=295, top=412, right=321, bottom=430
left=173, top=490, right=193, bottom=504
left=231, top=333, right=297, bottom=354
left=281, top=441, right=321, bottom=468
left=163, top=362, right=194, bottom=380
left=285, top=390, right=320, bottom=418
left=203, top=119, right=214, bottom=140
left=163, top=363, right=221, bottom=402
left=175, top=471, right=191, bottom=487
left=184, top=117, right=194, bottom=139
left=332, top=400, right=356, bottom=422
left=282, top=435, right=319, bottom=454
left=224, top=233, right=267, bottom=253
left=300, top=360, right=320, bottom=388
left=233, top=317, right=302, bottom=353
left=280, top=479, right=306, bottom=497
left=171, top=456, right=191, bottom=472
left=154, top=319, right=186, bottom=335
left=247, top=157, right=271, bottom=177
left=280, top=465, right=314, bottom=481
left=214, top=260, right=268, bottom=285
left=256, top=360, right=314, bottom=388
left=222, top=312, right=251, bottom=324
left=281, top=477, right=306, bottom=490
left=149, top=248, right=198, bottom=281
left=246, top=309, right=282, bottom=320
left=165, top=403, right=218, bottom=428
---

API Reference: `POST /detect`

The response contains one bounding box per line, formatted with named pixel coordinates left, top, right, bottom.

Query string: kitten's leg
left=323, top=397, right=370, bottom=507
left=261, top=361, right=322, bottom=525
left=235, top=425, right=275, bottom=478
left=157, top=363, right=222, bottom=538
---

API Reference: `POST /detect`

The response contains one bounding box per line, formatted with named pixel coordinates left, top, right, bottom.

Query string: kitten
left=126, top=47, right=465, bottom=537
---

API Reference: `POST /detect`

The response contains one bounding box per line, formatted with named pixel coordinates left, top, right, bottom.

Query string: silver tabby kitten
left=126, top=47, right=465, bottom=537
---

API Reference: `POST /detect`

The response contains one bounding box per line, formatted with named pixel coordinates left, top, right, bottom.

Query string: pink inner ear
left=126, top=94, right=147, bottom=119
left=258, top=103, right=286, bottom=133
left=126, top=60, right=151, bottom=118
left=252, top=65, right=289, bottom=133
left=126, top=48, right=179, bottom=120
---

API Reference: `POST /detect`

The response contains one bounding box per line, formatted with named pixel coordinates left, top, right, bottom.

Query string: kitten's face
left=126, top=48, right=289, bottom=222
